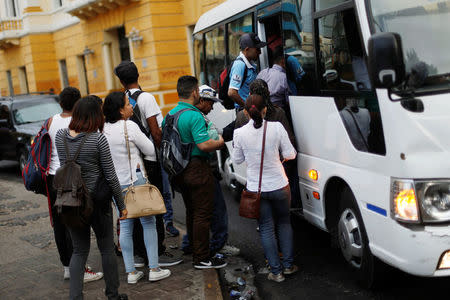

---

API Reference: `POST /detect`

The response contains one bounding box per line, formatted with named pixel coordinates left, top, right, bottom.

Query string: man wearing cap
left=228, top=33, right=267, bottom=108
left=114, top=61, right=183, bottom=268
left=180, top=85, right=240, bottom=257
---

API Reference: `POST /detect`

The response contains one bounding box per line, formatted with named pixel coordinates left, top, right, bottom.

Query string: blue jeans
left=160, top=160, right=174, bottom=225
left=181, top=178, right=228, bottom=252
left=258, top=185, right=294, bottom=275
left=119, top=172, right=158, bottom=272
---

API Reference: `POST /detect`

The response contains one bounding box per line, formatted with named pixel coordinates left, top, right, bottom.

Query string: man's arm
left=228, top=88, right=245, bottom=107
left=146, top=116, right=162, bottom=148
left=196, top=135, right=224, bottom=152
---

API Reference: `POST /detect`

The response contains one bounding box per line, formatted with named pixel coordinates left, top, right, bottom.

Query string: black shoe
left=193, top=256, right=227, bottom=269
left=118, top=294, right=128, bottom=300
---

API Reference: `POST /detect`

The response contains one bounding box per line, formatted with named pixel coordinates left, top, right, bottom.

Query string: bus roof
left=193, top=0, right=265, bottom=34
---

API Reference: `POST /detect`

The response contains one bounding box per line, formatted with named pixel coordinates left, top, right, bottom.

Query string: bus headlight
left=415, top=181, right=450, bottom=223
left=391, top=179, right=419, bottom=223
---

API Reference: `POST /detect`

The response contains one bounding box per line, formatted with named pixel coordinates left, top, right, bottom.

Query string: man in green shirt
left=165, top=76, right=226, bottom=269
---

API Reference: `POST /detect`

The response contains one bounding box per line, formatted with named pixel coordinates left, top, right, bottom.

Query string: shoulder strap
left=257, top=121, right=268, bottom=194
left=124, top=121, right=134, bottom=183
left=233, top=57, right=248, bottom=89
left=64, top=132, right=90, bottom=162
left=129, top=90, right=144, bottom=102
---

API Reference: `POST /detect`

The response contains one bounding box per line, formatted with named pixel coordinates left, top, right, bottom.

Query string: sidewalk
left=0, top=172, right=222, bottom=300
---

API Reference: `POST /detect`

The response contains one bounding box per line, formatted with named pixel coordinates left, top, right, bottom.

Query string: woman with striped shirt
left=55, top=97, right=128, bottom=300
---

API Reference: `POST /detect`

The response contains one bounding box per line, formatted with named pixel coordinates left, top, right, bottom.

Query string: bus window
left=193, top=33, right=205, bottom=84
left=282, top=0, right=316, bottom=95
left=205, top=26, right=226, bottom=90
left=315, top=0, right=348, bottom=11
left=228, top=14, right=253, bottom=62
left=317, top=9, right=386, bottom=155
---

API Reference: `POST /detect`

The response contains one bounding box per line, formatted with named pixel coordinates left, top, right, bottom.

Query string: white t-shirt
left=127, top=88, right=163, bottom=161
left=48, top=113, right=72, bottom=175
left=104, top=120, right=156, bottom=185
left=232, top=120, right=297, bottom=192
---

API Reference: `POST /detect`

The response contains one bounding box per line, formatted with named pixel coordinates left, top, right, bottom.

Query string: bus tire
left=337, top=185, right=376, bottom=288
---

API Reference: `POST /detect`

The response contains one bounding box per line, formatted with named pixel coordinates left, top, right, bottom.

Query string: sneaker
left=149, top=268, right=171, bottom=281
left=127, top=271, right=144, bottom=284
left=63, top=266, right=70, bottom=280
left=165, top=222, right=180, bottom=237
left=84, top=269, right=103, bottom=283
left=193, top=257, right=227, bottom=269
left=267, top=272, right=285, bottom=282
left=219, top=245, right=240, bottom=256
left=134, top=256, right=145, bottom=268
left=283, top=265, right=299, bottom=275
left=158, top=251, right=183, bottom=267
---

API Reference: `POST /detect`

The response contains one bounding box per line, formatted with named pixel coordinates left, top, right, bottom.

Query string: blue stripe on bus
left=367, top=204, right=387, bottom=217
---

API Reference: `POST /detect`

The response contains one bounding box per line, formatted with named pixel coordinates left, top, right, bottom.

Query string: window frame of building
left=59, top=59, right=69, bottom=89
left=18, top=66, right=29, bottom=94
left=6, top=70, right=14, bottom=96
left=6, top=0, right=20, bottom=17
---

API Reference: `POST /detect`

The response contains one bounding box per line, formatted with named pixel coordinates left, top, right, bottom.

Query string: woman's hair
left=245, top=94, right=267, bottom=129
left=249, top=78, right=275, bottom=115
left=69, top=96, right=105, bottom=133
left=103, top=92, right=126, bottom=123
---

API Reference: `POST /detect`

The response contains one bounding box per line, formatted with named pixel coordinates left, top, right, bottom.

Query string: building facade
left=0, top=0, right=225, bottom=114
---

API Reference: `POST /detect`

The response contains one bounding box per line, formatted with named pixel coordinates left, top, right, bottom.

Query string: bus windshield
left=368, top=0, right=450, bottom=92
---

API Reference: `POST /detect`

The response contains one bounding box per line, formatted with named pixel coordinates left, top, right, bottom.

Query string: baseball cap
left=199, top=85, right=222, bottom=103
left=114, top=61, right=139, bottom=83
left=239, top=33, right=267, bottom=50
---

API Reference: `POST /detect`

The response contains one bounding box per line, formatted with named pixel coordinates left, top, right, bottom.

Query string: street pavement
left=0, top=161, right=222, bottom=300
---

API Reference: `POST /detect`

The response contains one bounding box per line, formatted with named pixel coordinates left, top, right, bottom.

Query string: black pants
left=47, top=175, right=73, bottom=267
left=174, top=157, right=214, bottom=263
left=133, top=160, right=166, bottom=262
left=68, top=205, right=120, bottom=300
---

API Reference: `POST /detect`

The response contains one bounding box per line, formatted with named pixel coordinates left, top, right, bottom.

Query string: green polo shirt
left=163, top=101, right=210, bottom=158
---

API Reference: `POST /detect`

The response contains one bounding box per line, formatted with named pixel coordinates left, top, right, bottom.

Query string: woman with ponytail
left=232, top=94, right=297, bottom=283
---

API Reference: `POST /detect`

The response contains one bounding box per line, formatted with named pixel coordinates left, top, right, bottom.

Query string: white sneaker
left=84, top=269, right=103, bottom=283
left=63, top=266, right=70, bottom=280
left=149, top=268, right=171, bottom=282
left=219, top=245, right=240, bottom=256
left=127, top=271, right=144, bottom=284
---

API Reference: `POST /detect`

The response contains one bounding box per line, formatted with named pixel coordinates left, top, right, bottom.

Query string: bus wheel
left=338, top=186, right=376, bottom=288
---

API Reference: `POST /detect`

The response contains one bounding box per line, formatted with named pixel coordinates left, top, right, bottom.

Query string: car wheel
left=18, top=148, right=29, bottom=173
left=337, top=185, right=377, bottom=288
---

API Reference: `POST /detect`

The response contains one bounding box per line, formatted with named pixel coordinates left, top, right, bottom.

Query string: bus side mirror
left=368, top=32, right=405, bottom=88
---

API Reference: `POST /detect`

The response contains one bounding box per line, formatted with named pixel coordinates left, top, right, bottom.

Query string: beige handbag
left=122, top=121, right=166, bottom=218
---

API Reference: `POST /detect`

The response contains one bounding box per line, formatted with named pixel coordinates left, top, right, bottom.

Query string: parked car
left=0, top=93, right=61, bottom=172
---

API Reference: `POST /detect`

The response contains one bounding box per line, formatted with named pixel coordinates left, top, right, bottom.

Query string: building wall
left=0, top=0, right=226, bottom=114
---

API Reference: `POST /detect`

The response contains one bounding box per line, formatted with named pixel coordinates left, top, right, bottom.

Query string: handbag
left=239, top=120, right=268, bottom=219
left=122, top=121, right=166, bottom=218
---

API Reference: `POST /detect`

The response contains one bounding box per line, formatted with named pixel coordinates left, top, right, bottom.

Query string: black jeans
left=47, top=174, right=73, bottom=267
left=67, top=205, right=120, bottom=300
left=174, top=157, right=214, bottom=264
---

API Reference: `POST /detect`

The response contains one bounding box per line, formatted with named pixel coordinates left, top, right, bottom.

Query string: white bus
left=193, top=0, right=450, bottom=286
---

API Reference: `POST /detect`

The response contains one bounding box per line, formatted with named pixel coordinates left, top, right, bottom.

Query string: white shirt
left=48, top=113, right=72, bottom=175
left=104, top=120, right=156, bottom=185
left=232, top=120, right=296, bottom=192
left=127, top=88, right=162, bottom=161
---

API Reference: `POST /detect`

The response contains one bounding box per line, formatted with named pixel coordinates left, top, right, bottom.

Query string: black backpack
left=127, top=90, right=150, bottom=137
left=161, top=108, right=195, bottom=178
left=218, top=57, right=248, bottom=110
left=53, top=134, right=93, bottom=228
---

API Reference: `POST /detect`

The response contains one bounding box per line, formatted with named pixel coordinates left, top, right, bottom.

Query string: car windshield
left=12, top=98, right=61, bottom=125
left=368, top=0, right=450, bottom=92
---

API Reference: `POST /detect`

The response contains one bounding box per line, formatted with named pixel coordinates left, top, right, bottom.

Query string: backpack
left=127, top=90, right=151, bottom=137
left=218, top=57, right=248, bottom=110
left=22, top=117, right=52, bottom=196
left=53, top=134, right=93, bottom=228
left=160, top=108, right=195, bottom=178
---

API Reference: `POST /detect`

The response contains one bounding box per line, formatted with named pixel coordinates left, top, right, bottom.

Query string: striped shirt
left=55, top=129, right=125, bottom=211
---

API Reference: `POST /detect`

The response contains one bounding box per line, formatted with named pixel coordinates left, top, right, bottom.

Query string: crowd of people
left=45, top=32, right=301, bottom=299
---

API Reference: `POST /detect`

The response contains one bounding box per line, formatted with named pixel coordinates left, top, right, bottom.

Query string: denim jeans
left=68, top=205, right=120, bottom=300
left=119, top=171, right=158, bottom=271
left=258, top=185, right=294, bottom=275
left=181, top=177, right=228, bottom=253
left=160, top=160, right=174, bottom=225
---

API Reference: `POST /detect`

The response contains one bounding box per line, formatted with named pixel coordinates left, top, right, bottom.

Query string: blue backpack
left=22, top=118, right=52, bottom=196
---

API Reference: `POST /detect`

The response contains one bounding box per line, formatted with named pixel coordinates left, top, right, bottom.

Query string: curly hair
left=59, top=87, right=81, bottom=111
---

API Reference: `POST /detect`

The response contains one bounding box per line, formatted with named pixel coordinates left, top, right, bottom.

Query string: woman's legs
left=140, top=216, right=158, bottom=268
left=67, top=225, right=90, bottom=300
left=272, top=185, right=294, bottom=269
left=119, top=218, right=136, bottom=273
